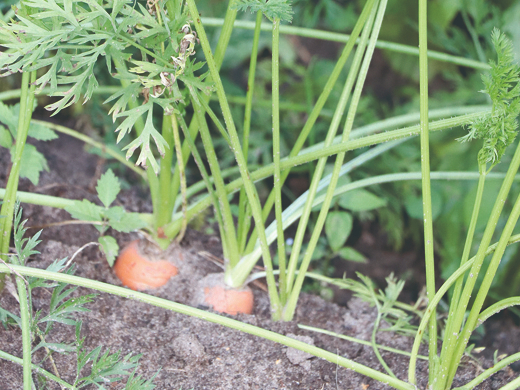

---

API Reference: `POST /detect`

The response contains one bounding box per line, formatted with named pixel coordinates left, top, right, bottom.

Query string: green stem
left=0, top=264, right=415, bottom=390
left=174, top=113, right=230, bottom=258
left=284, top=0, right=383, bottom=321
left=272, top=17, right=287, bottom=305
left=1, top=70, right=36, bottom=282
left=439, top=164, right=486, bottom=375
left=433, top=140, right=520, bottom=390
left=418, top=0, right=437, bottom=382
left=244, top=0, right=377, bottom=256
left=408, top=233, right=520, bottom=384
left=476, top=297, right=520, bottom=329
left=157, top=114, right=175, bottom=228
left=16, top=276, right=32, bottom=390
left=163, top=110, right=490, bottom=238
left=237, top=10, right=263, bottom=255
left=186, top=0, right=281, bottom=317
left=298, top=324, right=428, bottom=360
left=0, top=350, right=73, bottom=389
left=447, top=188, right=520, bottom=388
left=189, top=90, right=240, bottom=267
left=452, top=351, right=520, bottom=390
left=201, top=18, right=489, bottom=70
left=168, top=1, right=237, bottom=215
left=170, top=114, right=187, bottom=243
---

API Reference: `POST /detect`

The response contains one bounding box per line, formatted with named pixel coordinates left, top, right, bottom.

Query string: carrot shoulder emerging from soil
left=113, top=240, right=178, bottom=291
left=193, top=273, right=254, bottom=315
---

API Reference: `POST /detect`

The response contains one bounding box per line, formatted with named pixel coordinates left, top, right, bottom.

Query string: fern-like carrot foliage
left=459, top=28, right=520, bottom=169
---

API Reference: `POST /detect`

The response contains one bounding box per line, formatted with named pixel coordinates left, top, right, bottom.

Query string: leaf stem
left=185, top=0, right=281, bottom=316
left=0, top=70, right=36, bottom=291
left=0, top=263, right=415, bottom=390
left=418, top=0, right=437, bottom=381
left=237, top=10, right=263, bottom=255
left=201, top=18, right=489, bottom=70
left=272, top=16, right=287, bottom=304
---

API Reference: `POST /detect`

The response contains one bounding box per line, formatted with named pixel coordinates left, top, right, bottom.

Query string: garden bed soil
left=0, top=131, right=519, bottom=389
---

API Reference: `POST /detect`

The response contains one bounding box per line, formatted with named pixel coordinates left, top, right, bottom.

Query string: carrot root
left=113, top=240, right=178, bottom=291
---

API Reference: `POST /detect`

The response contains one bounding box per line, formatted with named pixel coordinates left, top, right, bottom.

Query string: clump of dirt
left=0, top=133, right=518, bottom=389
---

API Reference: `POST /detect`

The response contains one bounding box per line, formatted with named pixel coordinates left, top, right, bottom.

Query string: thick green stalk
left=284, top=0, right=385, bottom=321
left=190, top=91, right=241, bottom=267
left=284, top=1, right=377, bottom=295
left=237, top=10, right=263, bottom=255
left=0, top=263, right=415, bottom=390
left=439, top=164, right=486, bottom=371
left=271, top=17, right=287, bottom=304
left=0, top=71, right=36, bottom=290
left=170, top=114, right=187, bottom=242
left=185, top=0, right=281, bottom=317
left=418, top=0, right=437, bottom=381
left=244, top=0, right=377, bottom=255
left=430, top=140, right=520, bottom=390
left=175, top=112, right=230, bottom=260
left=157, top=114, right=175, bottom=228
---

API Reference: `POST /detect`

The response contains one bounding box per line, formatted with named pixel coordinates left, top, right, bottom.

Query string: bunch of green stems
left=3, top=0, right=520, bottom=387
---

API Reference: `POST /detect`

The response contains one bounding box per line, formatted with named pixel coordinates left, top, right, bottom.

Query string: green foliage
left=0, top=207, right=157, bottom=388
left=0, top=102, right=58, bottom=184
left=458, top=29, right=520, bottom=168
left=0, top=0, right=208, bottom=174
left=325, top=210, right=352, bottom=252
left=65, top=169, right=146, bottom=265
left=234, top=0, right=293, bottom=23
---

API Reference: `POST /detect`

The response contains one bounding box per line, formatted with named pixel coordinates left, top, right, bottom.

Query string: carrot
left=113, top=240, right=178, bottom=291
left=193, top=273, right=254, bottom=315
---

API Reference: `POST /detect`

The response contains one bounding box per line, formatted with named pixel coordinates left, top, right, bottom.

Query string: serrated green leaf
left=325, top=211, right=353, bottom=252
left=102, top=205, right=125, bottom=221
left=65, top=199, right=103, bottom=223
left=337, top=189, right=386, bottom=212
left=118, top=101, right=168, bottom=174
left=28, top=122, right=58, bottom=141
left=14, top=143, right=49, bottom=185
left=0, top=125, right=13, bottom=148
left=234, top=0, right=293, bottom=23
left=0, top=101, right=18, bottom=134
left=337, top=247, right=367, bottom=263
left=96, top=169, right=121, bottom=208
left=110, top=212, right=147, bottom=233
left=99, top=236, right=119, bottom=267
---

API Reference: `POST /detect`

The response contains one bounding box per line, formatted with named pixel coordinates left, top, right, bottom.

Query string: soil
left=0, top=132, right=519, bottom=389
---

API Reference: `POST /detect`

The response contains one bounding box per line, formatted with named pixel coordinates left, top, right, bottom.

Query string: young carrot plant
left=2, top=0, right=520, bottom=387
